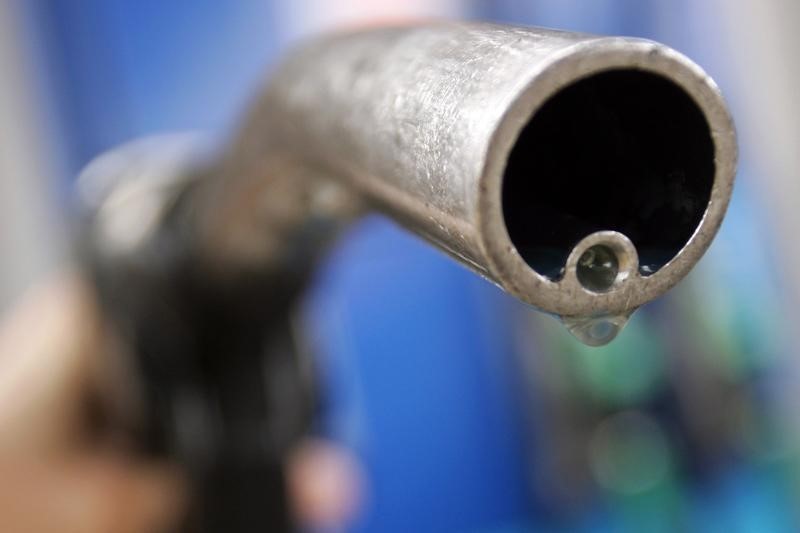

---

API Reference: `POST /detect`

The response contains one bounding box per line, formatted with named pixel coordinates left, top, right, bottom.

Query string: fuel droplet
left=560, top=311, right=634, bottom=347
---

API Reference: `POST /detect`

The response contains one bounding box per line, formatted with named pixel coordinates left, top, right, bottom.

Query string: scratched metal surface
left=199, top=22, right=736, bottom=317
left=240, top=23, right=591, bottom=270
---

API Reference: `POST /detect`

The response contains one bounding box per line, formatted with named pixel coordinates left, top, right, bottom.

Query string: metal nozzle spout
left=182, top=22, right=735, bottom=322
left=81, top=22, right=736, bottom=337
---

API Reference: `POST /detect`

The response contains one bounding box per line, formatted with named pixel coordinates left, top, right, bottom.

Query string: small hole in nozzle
left=577, top=244, right=619, bottom=292
left=502, top=70, right=715, bottom=280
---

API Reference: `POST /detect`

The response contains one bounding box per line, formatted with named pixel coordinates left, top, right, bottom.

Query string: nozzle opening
left=502, top=69, right=715, bottom=280
left=577, top=244, right=619, bottom=292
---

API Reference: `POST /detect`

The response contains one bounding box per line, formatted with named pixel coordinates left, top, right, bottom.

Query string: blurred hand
left=0, top=275, right=185, bottom=533
left=0, top=275, right=364, bottom=532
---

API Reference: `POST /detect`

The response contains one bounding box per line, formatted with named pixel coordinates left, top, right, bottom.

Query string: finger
left=287, top=439, right=364, bottom=530
left=0, top=274, right=102, bottom=455
left=0, top=456, right=184, bottom=533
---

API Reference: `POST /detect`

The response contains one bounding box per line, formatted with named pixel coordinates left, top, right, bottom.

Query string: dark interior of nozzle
left=502, top=69, right=715, bottom=279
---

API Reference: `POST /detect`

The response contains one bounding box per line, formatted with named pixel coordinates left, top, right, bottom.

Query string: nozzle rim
left=479, top=37, right=737, bottom=316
